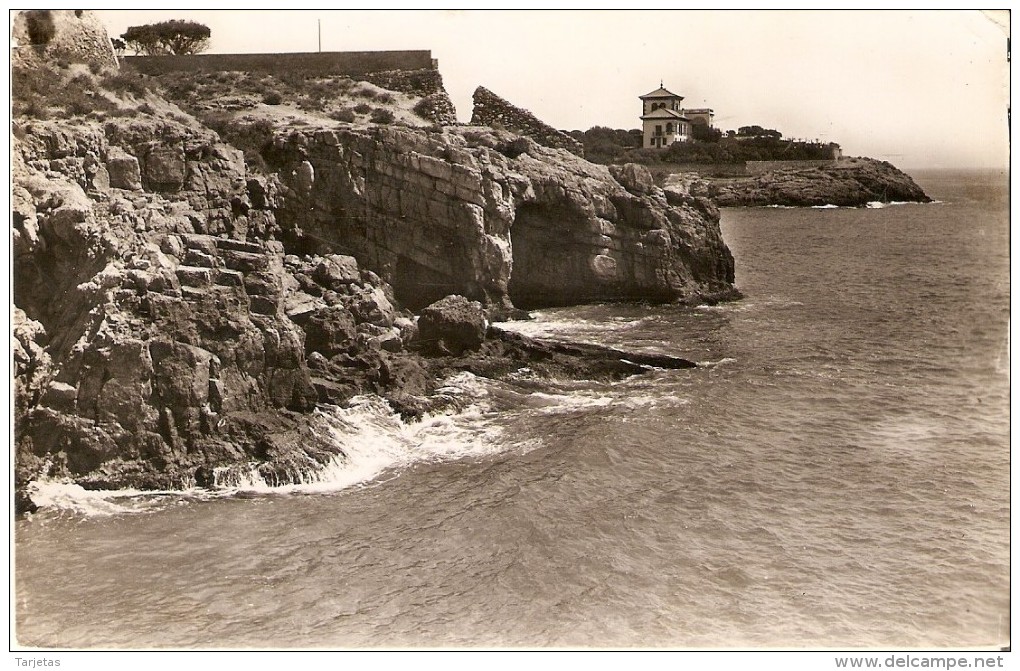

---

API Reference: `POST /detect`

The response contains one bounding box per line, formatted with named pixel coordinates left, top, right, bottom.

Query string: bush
left=24, top=10, right=56, bottom=45
left=377, top=92, right=395, bottom=104
left=370, top=108, right=395, bottom=125
left=330, top=107, right=356, bottom=123
left=262, top=91, right=283, bottom=105
left=353, top=102, right=371, bottom=114
left=102, top=69, right=150, bottom=97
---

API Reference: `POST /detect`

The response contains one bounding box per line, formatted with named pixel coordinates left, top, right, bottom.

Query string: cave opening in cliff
left=392, top=255, right=464, bottom=311
left=509, top=202, right=587, bottom=309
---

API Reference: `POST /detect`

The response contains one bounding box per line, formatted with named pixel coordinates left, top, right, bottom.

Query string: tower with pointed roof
left=640, top=83, right=691, bottom=148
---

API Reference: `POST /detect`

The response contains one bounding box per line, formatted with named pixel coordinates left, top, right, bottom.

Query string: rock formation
left=12, top=10, right=117, bottom=70
left=705, top=157, right=931, bottom=207
left=12, top=17, right=738, bottom=508
left=270, top=126, right=734, bottom=310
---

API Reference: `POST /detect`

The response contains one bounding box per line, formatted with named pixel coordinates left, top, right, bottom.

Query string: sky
left=91, top=9, right=1009, bottom=170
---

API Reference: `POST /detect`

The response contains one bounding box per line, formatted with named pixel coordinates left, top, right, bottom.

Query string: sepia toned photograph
left=10, top=8, right=1010, bottom=655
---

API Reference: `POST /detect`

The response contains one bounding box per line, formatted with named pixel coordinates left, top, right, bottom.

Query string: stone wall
left=470, top=86, right=584, bottom=157
left=745, top=159, right=840, bottom=174
left=11, top=10, right=118, bottom=70
left=125, top=50, right=435, bottom=78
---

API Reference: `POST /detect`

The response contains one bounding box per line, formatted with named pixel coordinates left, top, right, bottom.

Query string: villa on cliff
left=640, top=83, right=714, bottom=148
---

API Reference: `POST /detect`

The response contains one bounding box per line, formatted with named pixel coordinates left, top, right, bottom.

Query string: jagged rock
left=106, top=147, right=142, bottom=190
left=292, top=306, right=357, bottom=357
left=142, top=146, right=187, bottom=192
left=313, top=254, right=361, bottom=288
left=351, top=285, right=397, bottom=328
left=416, top=295, right=488, bottom=356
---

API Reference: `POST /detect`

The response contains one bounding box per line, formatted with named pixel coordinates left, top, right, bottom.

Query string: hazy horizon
left=87, top=9, right=1010, bottom=170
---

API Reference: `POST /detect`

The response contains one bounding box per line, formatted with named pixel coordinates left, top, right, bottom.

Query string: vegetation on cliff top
left=569, top=125, right=840, bottom=167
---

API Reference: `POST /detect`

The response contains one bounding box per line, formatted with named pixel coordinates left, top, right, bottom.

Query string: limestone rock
left=610, top=163, right=655, bottom=195
left=706, top=157, right=931, bottom=207
left=416, top=295, right=488, bottom=356
left=107, top=147, right=142, bottom=190
left=143, top=145, right=187, bottom=192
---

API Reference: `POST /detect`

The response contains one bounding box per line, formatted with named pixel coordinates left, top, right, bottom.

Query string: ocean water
left=14, top=170, right=1009, bottom=649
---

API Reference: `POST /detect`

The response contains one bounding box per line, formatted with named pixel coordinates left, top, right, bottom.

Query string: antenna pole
left=318, top=19, right=322, bottom=52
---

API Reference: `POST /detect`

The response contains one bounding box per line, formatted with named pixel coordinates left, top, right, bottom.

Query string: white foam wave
left=25, top=373, right=510, bottom=515
left=698, top=357, right=738, bottom=368
left=26, top=481, right=178, bottom=517
left=811, top=204, right=840, bottom=209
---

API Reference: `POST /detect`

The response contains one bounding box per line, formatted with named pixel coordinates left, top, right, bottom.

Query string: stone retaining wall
left=470, top=86, right=583, bottom=157
left=125, top=50, right=435, bottom=78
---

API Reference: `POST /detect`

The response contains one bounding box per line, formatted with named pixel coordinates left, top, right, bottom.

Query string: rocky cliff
left=12, top=24, right=736, bottom=509
left=704, top=157, right=931, bottom=207
left=269, top=125, right=734, bottom=310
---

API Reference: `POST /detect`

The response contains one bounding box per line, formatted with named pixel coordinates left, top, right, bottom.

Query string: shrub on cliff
left=370, top=108, right=395, bottom=124
left=262, top=91, right=283, bottom=105
left=330, top=107, right=356, bottom=123
left=102, top=69, right=151, bottom=97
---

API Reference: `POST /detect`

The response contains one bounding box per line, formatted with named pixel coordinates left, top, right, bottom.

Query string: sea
left=13, top=169, right=1010, bottom=650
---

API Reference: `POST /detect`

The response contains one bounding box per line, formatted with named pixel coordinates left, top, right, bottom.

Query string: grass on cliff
left=150, top=68, right=435, bottom=128
left=12, top=62, right=160, bottom=120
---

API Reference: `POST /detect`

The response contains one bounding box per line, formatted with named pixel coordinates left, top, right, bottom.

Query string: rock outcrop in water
left=704, top=157, right=931, bottom=207
left=11, top=17, right=737, bottom=510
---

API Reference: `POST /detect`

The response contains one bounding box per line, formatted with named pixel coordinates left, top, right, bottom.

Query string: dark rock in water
left=194, top=465, right=215, bottom=488
left=428, top=325, right=695, bottom=383
left=416, top=295, right=488, bottom=356
left=15, top=490, right=38, bottom=516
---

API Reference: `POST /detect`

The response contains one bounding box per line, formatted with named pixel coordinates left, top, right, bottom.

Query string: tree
left=111, top=37, right=126, bottom=56
left=691, top=122, right=723, bottom=143
left=121, top=20, right=211, bottom=55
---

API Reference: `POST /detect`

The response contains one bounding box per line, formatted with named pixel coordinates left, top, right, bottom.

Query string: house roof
left=640, top=108, right=689, bottom=120
left=682, top=108, right=714, bottom=114
left=640, top=86, right=684, bottom=100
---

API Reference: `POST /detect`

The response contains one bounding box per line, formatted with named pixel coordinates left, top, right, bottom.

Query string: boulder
left=293, top=306, right=357, bottom=357
left=313, top=254, right=361, bottom=289
left=143, top=146, right=186, bottom=192
left=610, top=163, right=655, bottom=195
left=107, top=147, right=142, bottom=191
left=416, top=295, right=488, bottom=355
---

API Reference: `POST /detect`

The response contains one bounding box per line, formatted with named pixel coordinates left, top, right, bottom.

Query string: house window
left=655, top=125, right=662, bottom=134
left=666, top=123, right=674, bottom=133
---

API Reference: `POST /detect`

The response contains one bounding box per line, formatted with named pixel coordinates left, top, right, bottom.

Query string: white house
left=640, top=84, right=690, bottom=148
left=640, top=84, right=715, bottom=148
